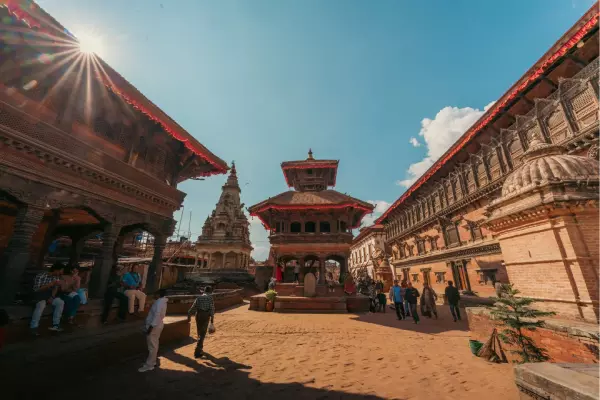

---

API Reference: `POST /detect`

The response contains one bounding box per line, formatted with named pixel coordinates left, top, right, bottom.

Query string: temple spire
left=307, top=148, right=314, bottom=160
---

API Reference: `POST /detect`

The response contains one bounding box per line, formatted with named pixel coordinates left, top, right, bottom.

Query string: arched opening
left=325, top=254, right=346, bottom=284
left=319, top=221, right=331, bottom=233
left=281, top=256, right=300, bottom=283
left=303, top=255, right=321, bottom=281
left=305, top=221, right=316, bottom=233
left=211, top=251, right=224, bottom=269
left=116, top=224, right=157, bottom=289
left=290, top=221, right=302, bottom=233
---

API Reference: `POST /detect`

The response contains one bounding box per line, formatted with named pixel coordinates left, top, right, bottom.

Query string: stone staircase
left=274, top=296, right=348, bottom=313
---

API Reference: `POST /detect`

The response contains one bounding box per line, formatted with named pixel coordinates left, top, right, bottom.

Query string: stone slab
left=515, top=363, right=599, bottom=400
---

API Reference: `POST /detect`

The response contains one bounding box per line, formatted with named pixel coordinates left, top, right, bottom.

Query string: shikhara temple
left=0, top=1, right=228, bottom=304
left=249, top=150, right=374, bottom=288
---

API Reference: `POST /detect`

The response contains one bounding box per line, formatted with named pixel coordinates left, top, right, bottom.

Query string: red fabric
left=275, top=266, right=283, bottom=282
left=377, top=12, right=599, bottom=224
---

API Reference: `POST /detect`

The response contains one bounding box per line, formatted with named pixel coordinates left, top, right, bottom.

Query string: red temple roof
left=377, top=7, right=599, bottom=224
left=1, top=0, right=229, bottom=177
left=280, top=149, right=339, bottom=188
left=249, top=190, right=372, bottom=213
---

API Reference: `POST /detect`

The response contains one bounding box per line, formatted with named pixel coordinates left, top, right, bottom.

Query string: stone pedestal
left=514, top=363, right=599, bottom=400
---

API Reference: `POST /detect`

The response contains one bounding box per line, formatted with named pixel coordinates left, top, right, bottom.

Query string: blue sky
left=40, top=0, right=595, bottom=260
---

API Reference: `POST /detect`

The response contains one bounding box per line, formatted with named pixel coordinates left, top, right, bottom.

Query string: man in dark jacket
left=444, top=281, right=461, bottom=322
left=404, top=282, right=420, bottom=324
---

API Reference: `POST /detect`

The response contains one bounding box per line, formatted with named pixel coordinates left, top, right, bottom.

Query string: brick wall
left=467, top=308, right=599, bottom=364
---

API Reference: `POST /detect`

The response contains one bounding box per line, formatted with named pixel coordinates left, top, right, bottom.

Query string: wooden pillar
left=0, top=205, right=45, bottom=304
left=222, top=253, right=227, bottom=269
left=146, top=234, right=167, bottom=293
left=319, top=256, right=326, bottom=284
left=462, top=259, right=472, bottom=292
left=36, top=210, right=60, bottom=268
left=69, top=235, right=86, bottom=266
left=89, top=223, right=120, bottom=299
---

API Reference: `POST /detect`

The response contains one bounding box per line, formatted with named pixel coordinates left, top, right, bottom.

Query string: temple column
left=298, top=256, right=305, bottom=282
left=319, top=256, right=326, bottom=284
left=208, top=253, right=212, bottom=268
left=146, top=234, right=167, bottom=293
left=0, top=205, right=45, bottom=304
left=89, top=223, right=120, bottom=299
left=36, top=210, right=60, bottom=268
left=222, top=253, right=227, bottom=269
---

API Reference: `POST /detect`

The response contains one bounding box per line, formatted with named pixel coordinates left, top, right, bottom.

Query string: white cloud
left=248, top=214, right=270, bottom=261
left=357, top=200, right=392, bottom=229
left=409, top=137, right=421, bottom=147
left=397, top=101, right=495, bottom=188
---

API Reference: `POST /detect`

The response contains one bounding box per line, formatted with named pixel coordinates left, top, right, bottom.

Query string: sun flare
left=77, top=32, right=104, bottom=55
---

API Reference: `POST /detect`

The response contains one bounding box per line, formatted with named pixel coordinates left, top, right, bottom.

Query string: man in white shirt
left=139, top=289, right=168, bottom=372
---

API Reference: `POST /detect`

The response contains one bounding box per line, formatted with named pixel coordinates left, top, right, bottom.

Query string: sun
left=77, top=32, right=104, bottom=55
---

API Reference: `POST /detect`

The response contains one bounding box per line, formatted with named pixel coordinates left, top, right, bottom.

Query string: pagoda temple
left=249, top=150, right=374, bottom=285
left=195, top=162, right=253, bottom=269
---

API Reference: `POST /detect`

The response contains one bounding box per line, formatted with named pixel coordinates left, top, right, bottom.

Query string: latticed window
left=435, top=272, right=446, bottom=283
left=417, top=240, right=426, bottom=255
left=469, top=224, right=483, bottom=241
left=445, top=223, right=460, bottom=246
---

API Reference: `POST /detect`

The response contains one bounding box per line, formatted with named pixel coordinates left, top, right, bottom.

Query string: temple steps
left=274, top=296, right=348, bottom=313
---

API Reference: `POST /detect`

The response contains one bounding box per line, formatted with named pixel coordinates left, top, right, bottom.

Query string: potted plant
left=265, top=289, right=277, bottom=312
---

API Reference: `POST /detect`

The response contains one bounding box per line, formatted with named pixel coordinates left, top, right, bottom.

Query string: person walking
left=389, top=280, right=405, bottom=320
left=404, top=282, right=420, bottom=324
left=420, top=283, right=438, bottom=319
left=445, top=281, right=461, bottom=322
left=188, top=286, right=215, bottom=358
left=139, top=289, right=168, bottom=372
left=401, top=281, right=410, bottom=317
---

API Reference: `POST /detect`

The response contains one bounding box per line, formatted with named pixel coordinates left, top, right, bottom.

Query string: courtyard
left=72, top=304, right=518, bottom=400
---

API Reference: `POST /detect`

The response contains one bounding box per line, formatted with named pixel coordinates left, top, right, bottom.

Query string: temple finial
left=307, top=148, right=314, bottom=160
left=231, top=160, right=236, bottom=174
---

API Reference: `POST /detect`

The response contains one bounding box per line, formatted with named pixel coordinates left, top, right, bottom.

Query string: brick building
left=377, top=8, right=599, bottom=312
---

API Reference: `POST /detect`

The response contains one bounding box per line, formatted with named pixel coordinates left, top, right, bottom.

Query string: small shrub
left=490, top=284, right=555, bottom=363
left=265, top=289, right=277, bottom=302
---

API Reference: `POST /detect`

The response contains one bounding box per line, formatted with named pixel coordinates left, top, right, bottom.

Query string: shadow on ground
left=351, top=306, right=469, bottom=335
left=11, top=341, right=392, bottom=400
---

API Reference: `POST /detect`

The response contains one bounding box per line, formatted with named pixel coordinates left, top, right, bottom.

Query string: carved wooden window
left=339, top=221, right=347, bottom=232
left=411, top=273, right=419, bottom=283
left=476, top=161, right=488, bottom=187
left=465, top=168, right=476, bottom=194
left=417, top=239, right=426, bottom=255
left=305, top=221, right=316, bottom=233
left=452, top=178, right=461, bottom=200
left=320, top=221, right=331, bottom=233
left=546, top=108, right=569, bottom=144
left=569, top=87, right=597, bottom=129
left=444, top=182, right=454, bottom=204
left=469, top=224, right=483, bottom=241
left=435, top=272, right=446, bottom=283
left=275, top=222, right=282, bottom=233
left=444, top=223, right=460, bottom=247
left=488, top=152, right=501, bottom=181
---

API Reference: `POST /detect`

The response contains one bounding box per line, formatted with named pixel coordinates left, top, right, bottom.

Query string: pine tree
left=490, top=284, right=555, bottom=363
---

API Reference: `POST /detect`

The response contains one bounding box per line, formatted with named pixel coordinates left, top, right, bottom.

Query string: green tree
left=490, top=284, right=555, bottom=363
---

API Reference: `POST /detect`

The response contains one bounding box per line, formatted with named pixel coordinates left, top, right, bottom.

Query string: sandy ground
left=74, top=303, right=518, bottom=400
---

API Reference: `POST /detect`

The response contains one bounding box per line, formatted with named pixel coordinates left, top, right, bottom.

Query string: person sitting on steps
left=30, top=262, right=65, bottom=335
left=122, top=265, right=146, bottom=315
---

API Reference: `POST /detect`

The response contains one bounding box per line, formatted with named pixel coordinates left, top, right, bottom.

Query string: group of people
left=388, top=279, right=462, bottom=323
left=29, top=262, right=148, bottom=334
left=29, top=262, right=85, bottom=334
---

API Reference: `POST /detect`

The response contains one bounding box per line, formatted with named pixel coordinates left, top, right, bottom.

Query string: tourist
left=101, top=264, right=128, bottom=324
left=389, top=280, right=405, bottom=320
left=327, top=272, right=335, bottom=293
left=377, top=289, right=387, bottom=313
left=445, top=281, right=461, bottom=322
left=60, top=265, right=82, bottom=325
left=275, top=264, right=283, bottom=282
left=404, top=282, right=420, bottom=324
left=343, top=275, right=356, bottom=295
left=187, top=286, right=215, bottom=358
left=30, top=262, right=65, bottom=334
left=139, top=289, right=169, bottom=372
left=420, top=283, right=438, bottom=319
left=122, top=265, right=146, bottom=315
left=294, top=263, right=300, bottom=283
left=375, top=280, right=384, bottom=292
left=401, top=281, right=410, bottom=317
